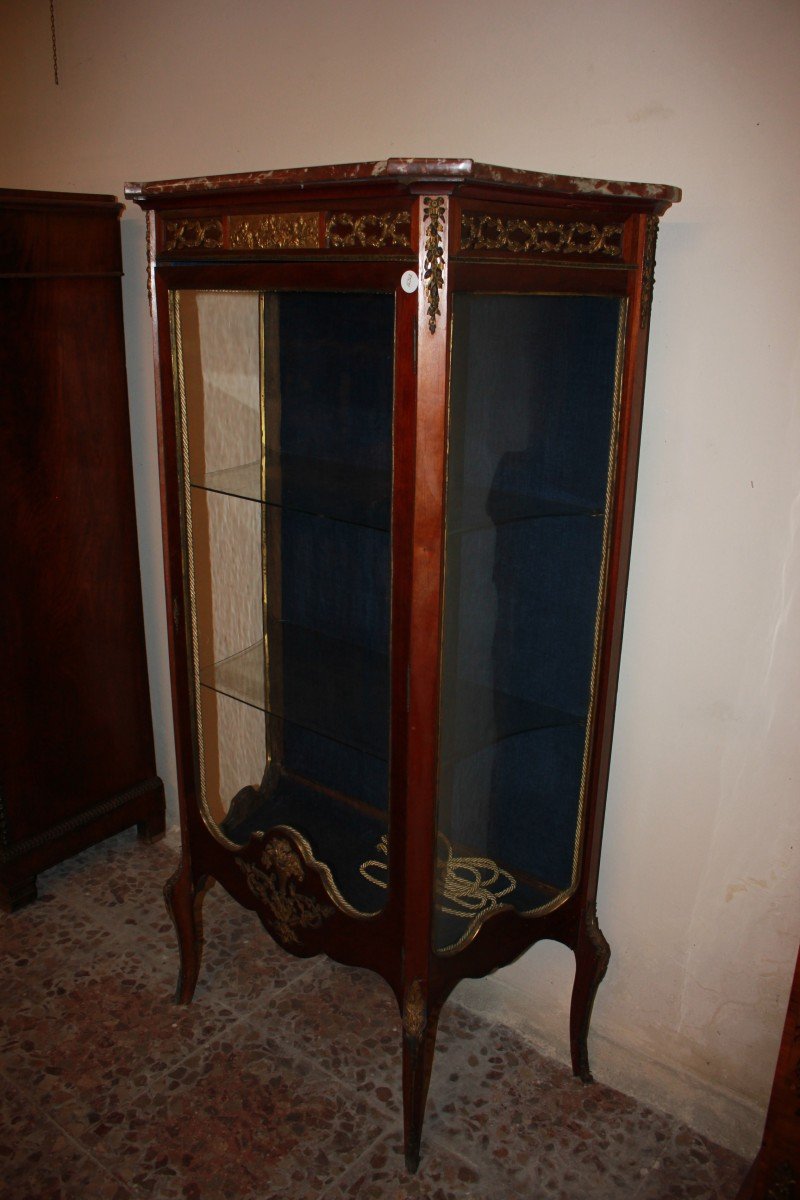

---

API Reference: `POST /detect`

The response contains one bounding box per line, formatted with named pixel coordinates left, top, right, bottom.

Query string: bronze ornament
left=326, top=211, right=412, bottom=249
left=423, top=197, right=446, bottom=334
left=236, top=837, right=333, bottom=945
left=460, top=213, right=623, bottom=259
left=640, top=216, right=659, bottom=328
left=403, top=979, right=427, bottom=1041
left=163, top=218, right=224, bottom=251
left=229, top=212, right=319, bottom=250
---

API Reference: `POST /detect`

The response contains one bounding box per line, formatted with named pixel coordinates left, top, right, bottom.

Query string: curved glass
left=434, top=293, right=625, bottom=951
left=173, top=289, right=394, bottom=915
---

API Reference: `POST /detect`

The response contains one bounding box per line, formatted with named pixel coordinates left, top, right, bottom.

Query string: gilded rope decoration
left=360, top=835, right=515, bottom=921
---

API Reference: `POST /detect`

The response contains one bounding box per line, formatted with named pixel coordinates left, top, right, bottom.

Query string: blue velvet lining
left=273, top=293, right=394, bottom=841
left=436, top=294, right=621, bottom=930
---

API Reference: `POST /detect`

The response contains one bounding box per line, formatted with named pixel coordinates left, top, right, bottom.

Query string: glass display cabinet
left=127, top=158, right=680, bottom=1170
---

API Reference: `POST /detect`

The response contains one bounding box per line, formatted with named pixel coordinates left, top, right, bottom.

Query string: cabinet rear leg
left=401, top=981, right=440, bottom=1173
left=570, top=902, right=610, bottom=1083
left=136, top=780, right=166, bottom=843
left=164, top=860, right=208, bottom=1005
left=0, top=873, right=38, bottom=912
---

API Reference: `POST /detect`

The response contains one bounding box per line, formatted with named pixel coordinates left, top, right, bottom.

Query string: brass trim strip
left=171, top=291, right=212, bottom=830
left=570, top=300, right=628, bottom=878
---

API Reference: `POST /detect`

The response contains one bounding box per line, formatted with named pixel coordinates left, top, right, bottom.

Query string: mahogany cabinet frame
left=128, top=158, right=680, bottom=1170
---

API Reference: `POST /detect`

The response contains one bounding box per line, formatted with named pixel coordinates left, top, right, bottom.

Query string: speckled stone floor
left=1, top=829, right=748, bottom=1200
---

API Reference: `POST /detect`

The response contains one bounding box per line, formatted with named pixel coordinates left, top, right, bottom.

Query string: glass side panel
left=434, top=294, right=624, bottom=951
left=174, top=290, right=394, bottom=915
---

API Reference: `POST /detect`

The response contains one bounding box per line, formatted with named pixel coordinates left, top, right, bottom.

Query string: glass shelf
left=193, top=458, right=598, bottom=538
left=200, top=626, right=582, bottom=768
left=198, top=461, right=261, bottom=502
left=450, top=486, right=601, bottom=533
left=194, top=457, right=598, bottom=537
left=200, top=622, right=390, bottom=760
left=439, top=680, right=583, bottom=764
left=192, top=453, right=391, bottom=531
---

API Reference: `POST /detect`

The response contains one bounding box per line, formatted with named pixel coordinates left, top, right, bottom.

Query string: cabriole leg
left=569, top=902, right=611, bottom=1083
left=401, top=980, right=440, bottom=1173
left=163, top=859, right=208, bottom=1005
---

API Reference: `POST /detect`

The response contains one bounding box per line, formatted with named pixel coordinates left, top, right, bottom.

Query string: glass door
left=172, top=289, right=395, bottom=915
left=435, top=293, right=625, bottom=950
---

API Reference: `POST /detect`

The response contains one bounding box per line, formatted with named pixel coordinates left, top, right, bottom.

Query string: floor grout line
left=0, top=1066, right=136, bottom=1199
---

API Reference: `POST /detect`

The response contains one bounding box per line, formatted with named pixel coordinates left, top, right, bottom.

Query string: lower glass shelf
left=200, top=630, right=584, bottom=767
left=193, top=453, right=392, bottom=531
left=200, top=625, right=390, bottom=759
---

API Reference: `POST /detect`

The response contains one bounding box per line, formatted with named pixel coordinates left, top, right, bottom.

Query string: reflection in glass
left=434, top=294, right=624, bottom=950
left=175, top=290, right=395, bottom=914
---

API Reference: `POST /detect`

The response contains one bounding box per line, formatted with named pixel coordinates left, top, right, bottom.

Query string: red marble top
left=125, top=158, right=681, bottom=206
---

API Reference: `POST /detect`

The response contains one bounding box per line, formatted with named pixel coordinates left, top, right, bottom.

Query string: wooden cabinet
left=0, top=189, right=165, bottom=911
left=737, top=947, right=800, bottom=1200
left=128, top=158, right=679, bottom=1169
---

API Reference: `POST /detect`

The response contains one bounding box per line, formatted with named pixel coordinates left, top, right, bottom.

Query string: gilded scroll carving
left=236, top=837, right=332, bottom=945
left=640, top=215, right=659, bottom=328
left=229, top=212, right=319, bottom=250
left=163, top=218, right=223, bottom=251
left=460, top=213, right=623, bottom=259
left=326, top=211, right=412, bottom=249
left=423, top=197, right=446, bottom=334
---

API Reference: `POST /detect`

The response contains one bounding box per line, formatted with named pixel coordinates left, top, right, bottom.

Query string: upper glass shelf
left=193, top=455, right=600, bottom=535
left=449, top=485, right=601, bottom=533
left=192, top=453, right=392, bottom=531
left=438, top=680, right=583, bottom=764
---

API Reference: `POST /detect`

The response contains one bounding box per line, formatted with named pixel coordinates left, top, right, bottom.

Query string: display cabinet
left=0, top=188, right=165, bottom=911
left=128, top=158, right=680, bottom=1169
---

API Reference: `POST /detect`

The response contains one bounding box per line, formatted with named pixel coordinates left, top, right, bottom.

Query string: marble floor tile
left=318, top=1132, right=500, bottom=1200
left=83, top=1030, right=387, bottom=1199
left=634, top=1125, right=750, bottom=1199
left=242, top=957, right=405, bottom=1118
left=1, top=832, right=750, bottom=1199
left=0, top=1077, right=132, bottom=1200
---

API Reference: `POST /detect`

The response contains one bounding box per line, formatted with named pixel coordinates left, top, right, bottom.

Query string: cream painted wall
left=2, top=0, right=798, bottom=1157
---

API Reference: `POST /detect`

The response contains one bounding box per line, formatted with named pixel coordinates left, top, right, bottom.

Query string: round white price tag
left=401, top=270, right=419, bottom=294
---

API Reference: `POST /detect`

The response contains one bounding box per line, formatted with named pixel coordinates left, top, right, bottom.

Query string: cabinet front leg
left=164, top=860, right=208, bottom=1005
left=570, top=902, right=610, bottom=1083
left=401, top=980, right=440, bottom=1174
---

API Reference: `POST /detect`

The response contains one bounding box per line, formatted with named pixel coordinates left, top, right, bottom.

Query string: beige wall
left=3, top=0, right=798, bottom=1157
